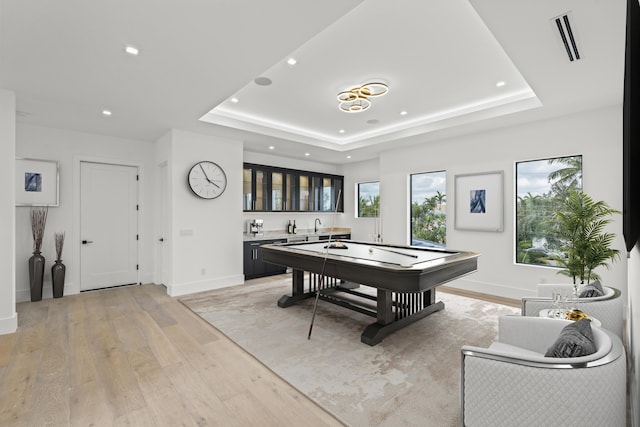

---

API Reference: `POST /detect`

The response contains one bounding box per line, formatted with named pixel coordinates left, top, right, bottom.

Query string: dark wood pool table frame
left=260, top=240, right=479, bottom=345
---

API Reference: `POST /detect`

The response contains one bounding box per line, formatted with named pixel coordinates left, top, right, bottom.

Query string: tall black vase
left=28, top=251, right=45, bottom=302
left=51, top=260, right=66, bottom=298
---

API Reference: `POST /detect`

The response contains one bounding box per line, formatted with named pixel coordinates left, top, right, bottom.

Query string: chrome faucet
left=315, top=218, right=322, bottom=233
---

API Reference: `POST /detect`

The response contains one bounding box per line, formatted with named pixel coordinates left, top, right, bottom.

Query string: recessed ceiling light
left=287, top=58, right=297, bottom=65
left=124, top=45, right=139, bottom=56
left=304, top=153, right=310, bottom=156
left=268, top=146, right=275, bottom=150
left=496, top=81, right=506, bottom=87
left=102, top=110, right=112, bottom=116
left=230, top=97, right=239, bottom=103
left=254, top=76, right=272, bottom=86
left=347, top=155, right=352, bottom=159
left=339, top=129, right=345, bottom=134
left=400, top=110, right=408, bottom=116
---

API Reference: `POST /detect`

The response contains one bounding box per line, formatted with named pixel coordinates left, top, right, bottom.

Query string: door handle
left=82, top=240, right=94, bottom=244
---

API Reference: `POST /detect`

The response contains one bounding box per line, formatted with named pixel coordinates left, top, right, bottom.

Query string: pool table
left=260, top=240, right=479, bottom=345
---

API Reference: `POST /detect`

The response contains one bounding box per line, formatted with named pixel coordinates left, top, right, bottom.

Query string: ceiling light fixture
left=496, top=81, right=506, bottom=87
left=268, top=146, right=275, bottom=150
left=400, top=110, right=408, bottom=116
left=304, top=152, right=310, bottom=156
left=230, top=97, right=239, bottom=103
left=287, top=58, right=297, bottom=65
left=339, top=129, right=345, bottom=134
left=102, top=109, right=112, bottom=116
left=337, top=82, right=388, bottom=113
left=124, top=46, right=139, bottom=56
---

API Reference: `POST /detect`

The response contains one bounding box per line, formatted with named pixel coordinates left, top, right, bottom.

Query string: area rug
left=179, top=277, right=520, bottom=427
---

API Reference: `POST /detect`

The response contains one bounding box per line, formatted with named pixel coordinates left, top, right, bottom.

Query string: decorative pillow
left=578, top=280, right=605, bottom=298
left=544, top=319, right=596, bottom=358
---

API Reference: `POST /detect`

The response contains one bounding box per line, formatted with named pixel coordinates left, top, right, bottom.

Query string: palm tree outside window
left=516, top=155, right=583, bottom=266
left=410, top=171, right=446, bottom=248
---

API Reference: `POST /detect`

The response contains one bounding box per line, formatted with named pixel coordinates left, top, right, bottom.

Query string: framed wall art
left=15, top=158, right=59, bottom=206
left=454, top=170, right=503, bottom=232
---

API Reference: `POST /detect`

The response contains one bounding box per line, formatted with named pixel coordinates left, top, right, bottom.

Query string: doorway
left=80, top=161, right=139, bottom=291
left=157, top=161, right=169, bottom=286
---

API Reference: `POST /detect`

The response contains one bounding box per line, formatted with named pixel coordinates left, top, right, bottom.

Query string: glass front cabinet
left=243, top=163, right=343, bottom=213
left=243, top=166, right=269, bottom=211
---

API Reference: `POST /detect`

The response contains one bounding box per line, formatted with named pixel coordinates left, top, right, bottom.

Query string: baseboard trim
left=439, top=285, right=520, bottom=308
left=167, top=274, right=245, bottom=297
left=445, top=277, right=533, bottom=302
left=16, top=282, right=78, bottom=303
left=16, top=288, right=30, bottom=303
left=0, top=312, right=18, bottom=335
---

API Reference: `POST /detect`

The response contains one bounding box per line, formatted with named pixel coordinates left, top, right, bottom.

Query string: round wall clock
left=187, top=161, right=227, bottom=199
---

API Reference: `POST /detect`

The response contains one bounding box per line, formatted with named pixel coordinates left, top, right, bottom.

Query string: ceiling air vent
left=553, top=13, right=580, bottom=61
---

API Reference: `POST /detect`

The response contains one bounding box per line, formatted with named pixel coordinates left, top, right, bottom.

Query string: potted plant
left=29, top=207, right=48, bottom=301
left=553, top=189, right=620, bottom=288
left=51, top=232, right=66, bottom=298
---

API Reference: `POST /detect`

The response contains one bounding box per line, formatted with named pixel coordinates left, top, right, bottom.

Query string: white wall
left=158, top=129, right=244, bottom=296
left=0, top=90, right=17, bottom=334
left=338, top=158, right=381, bottom=241
left=10, top=107, right=627, bottom=304
left=242, top=151, right=347, bottom=234
left=379, top=106, right=626, bottom=299
left=13, top=124, right=246, bottom=301
left=15, top=124, right=156, bottom=301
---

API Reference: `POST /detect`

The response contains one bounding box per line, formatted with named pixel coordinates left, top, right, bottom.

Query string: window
left=410, top=171, right=446, bottom=248
left=515, top=155, right=582, bottom=266
left=357, top=181, right=379, bottom=217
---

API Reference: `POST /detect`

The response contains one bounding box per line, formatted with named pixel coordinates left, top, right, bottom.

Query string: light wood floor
left=0, top=282, right=343, bottom=426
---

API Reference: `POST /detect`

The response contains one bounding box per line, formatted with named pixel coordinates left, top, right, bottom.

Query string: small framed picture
left=454, top=170, right=503, bottom=232
left=15, top=158, right=59, bottom=206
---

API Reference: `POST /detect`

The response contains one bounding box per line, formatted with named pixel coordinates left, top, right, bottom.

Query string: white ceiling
left=0, top=0, right=626, bottom=164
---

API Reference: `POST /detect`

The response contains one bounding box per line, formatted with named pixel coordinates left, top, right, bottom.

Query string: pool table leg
left=361, top=289, right=444, bottom=346
left=277, top=269, right=314, bottom=307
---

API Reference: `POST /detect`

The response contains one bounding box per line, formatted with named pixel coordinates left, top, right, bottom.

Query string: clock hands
left=199, top=163, right=221, bottom=188
left=199, top=164, right=212, bottom=183
left=189, top=161, right=226, bottom=199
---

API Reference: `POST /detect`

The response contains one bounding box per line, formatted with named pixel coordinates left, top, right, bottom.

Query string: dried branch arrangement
left=54, top=232, right=65, bottom=261
left=30, top=207, right=48, bottom=253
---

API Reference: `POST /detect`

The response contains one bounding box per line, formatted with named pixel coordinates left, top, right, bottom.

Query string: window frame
left=409, top=170, right=447, bottom=248
left=356, top=181, right=380, bottom=218
left=515, top=154, right=583, bottom=267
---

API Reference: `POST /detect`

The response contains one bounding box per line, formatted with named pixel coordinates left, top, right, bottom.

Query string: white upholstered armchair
left=521, top=283, right=623, bottom=338
left=461, top=316, right=626, bottom=427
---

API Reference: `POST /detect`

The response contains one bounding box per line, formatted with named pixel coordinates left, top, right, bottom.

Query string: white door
left=80, top=162, right=139, bottom=291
